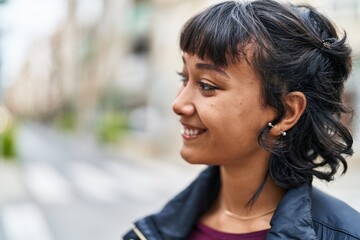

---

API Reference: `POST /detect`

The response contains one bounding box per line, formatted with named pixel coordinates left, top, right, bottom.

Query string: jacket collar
left=138, top=166, right=317, bottom=239
left=267, top=182, right=317, bottom=239
left=151, top=166, right=221, bottom=238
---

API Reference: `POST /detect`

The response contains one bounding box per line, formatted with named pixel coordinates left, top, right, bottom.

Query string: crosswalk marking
left=24, top=163, right=73, bottom=205
left=69, top=162, right=120, bottom=203
left=2, top=202, right=54, bottom=240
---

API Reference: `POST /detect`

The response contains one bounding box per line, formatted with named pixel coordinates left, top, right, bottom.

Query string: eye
left=176, top=71, right=188, bottom=86
left=198, top=81, right=218, bottom=92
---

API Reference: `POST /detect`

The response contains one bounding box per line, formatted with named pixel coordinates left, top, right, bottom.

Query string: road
left=0, top=122, right=359, bottom=240
left=0, top=122, right=201, bottom=240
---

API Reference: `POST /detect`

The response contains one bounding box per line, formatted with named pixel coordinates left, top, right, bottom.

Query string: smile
left=181, top=127, right=207, bottom=140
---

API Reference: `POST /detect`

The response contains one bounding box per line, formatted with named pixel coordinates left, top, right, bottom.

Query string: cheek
left=205, top=109, right=245, bottom=143
left=197, top=92, right=267, bottom=133
left=210, top=103, right=266, bottom=142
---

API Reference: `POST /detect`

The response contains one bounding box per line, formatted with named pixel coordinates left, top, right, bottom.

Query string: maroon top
left=188, top=223, right=269, bottom=240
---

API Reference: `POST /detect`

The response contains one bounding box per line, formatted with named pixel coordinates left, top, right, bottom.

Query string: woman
left=124, top=0, right=360, bottom=239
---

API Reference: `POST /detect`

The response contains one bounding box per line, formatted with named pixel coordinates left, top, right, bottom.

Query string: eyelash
left=177, top=71, right=188, bottom=83
left=176, top=71, right=218, bottom=92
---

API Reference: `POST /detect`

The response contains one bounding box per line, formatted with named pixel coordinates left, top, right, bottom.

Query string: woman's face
left=172, top=53, right=276, bottom=166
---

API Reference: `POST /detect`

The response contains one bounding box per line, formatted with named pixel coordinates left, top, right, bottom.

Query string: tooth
left=181, top=129, right=185, bottom=135
left=193, top=129, right=199, bottom=135
left=190, top=129, right=194, bottom=135
left=185, top=129, right=190, bottom=135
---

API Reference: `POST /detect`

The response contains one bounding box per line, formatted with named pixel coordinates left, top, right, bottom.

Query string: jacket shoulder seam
left=313, top=218, right=360, bottom=239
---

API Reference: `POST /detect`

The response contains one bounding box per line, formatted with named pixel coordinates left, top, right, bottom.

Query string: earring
left=267, top=122, right=286, bottom=137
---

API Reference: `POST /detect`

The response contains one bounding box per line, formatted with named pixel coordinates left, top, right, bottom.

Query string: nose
left=172, top=85, right=195, bottom=116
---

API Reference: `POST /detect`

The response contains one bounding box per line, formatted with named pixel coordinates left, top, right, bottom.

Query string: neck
left=217, top=154, right=285, bottom=217
left=200, top=151, right=286, bottom=233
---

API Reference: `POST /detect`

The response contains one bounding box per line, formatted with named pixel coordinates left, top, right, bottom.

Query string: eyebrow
left=195, top=63, right=230, bottom=79
left=182, top=56, right=230, bottom=79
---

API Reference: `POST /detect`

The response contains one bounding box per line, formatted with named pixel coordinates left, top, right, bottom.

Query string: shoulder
left=123, top=166, right=221, bottom=240
left=311, top=187, right=360, bottom=239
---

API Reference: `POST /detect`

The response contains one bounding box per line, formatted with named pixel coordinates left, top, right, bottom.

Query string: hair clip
left=321, top=38, right=335, bottom=51
left=322, top=40, right=331, bottom=50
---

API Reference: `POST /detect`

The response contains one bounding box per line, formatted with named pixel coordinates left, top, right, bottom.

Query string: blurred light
left=0, top=0, right=66, bottom=86
left=76, top=0, right=104, bottom=26
left=0, top=106, right=12, bottom=133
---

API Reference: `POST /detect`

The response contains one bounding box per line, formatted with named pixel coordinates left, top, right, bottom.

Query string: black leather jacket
left=123, top=166, right=360, bottom=240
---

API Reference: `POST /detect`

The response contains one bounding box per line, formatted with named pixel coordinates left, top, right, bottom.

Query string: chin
left=180, top=149, right=212, bottom=165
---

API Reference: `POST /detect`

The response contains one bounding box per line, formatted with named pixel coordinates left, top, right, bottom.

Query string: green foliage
left=1, top=125, right=17, bottom=160
left=97, top=111, right=129, bottom=144
left=56, top=111, right=77, bottom=132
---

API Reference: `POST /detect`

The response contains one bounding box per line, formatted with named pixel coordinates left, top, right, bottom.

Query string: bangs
left=180, top=1, right=257, bottom=66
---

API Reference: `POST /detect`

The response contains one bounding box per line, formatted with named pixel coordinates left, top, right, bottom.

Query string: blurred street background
left=0, top=0, right=359, bottom=239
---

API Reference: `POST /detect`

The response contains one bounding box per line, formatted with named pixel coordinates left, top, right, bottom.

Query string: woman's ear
left=269, top=91, right=307, bottom=136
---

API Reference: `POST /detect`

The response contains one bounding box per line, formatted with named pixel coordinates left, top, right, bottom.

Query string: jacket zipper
left=132, top=224, right=147, bottom=240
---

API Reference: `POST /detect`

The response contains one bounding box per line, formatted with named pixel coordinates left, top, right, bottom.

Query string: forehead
left=183, top=38, right=255, bottom=63
left=182, top=53, right=259, bottom=83
left=182, top=53, right=230, bottom=78
left=182, top=42, right=256, bottom=70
